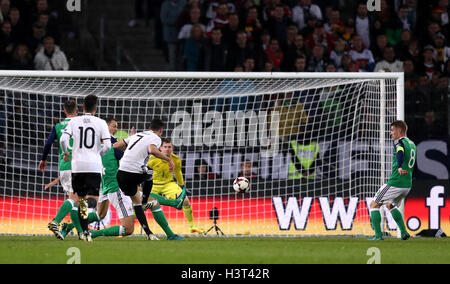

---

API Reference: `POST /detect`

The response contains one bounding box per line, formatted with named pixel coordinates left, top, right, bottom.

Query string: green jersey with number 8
left=387, top=137, right=416, bottom=188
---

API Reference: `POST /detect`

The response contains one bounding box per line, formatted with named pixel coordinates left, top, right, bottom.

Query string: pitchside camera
left=209, top=207, right=219, bottom=221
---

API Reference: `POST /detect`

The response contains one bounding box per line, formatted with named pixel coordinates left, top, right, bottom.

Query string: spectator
left=177, top=0, right=204, bottom=28
left=226, top=30, right=253, bottom=70
left=194, top=159, right=216, bottom=180
left=325, top=62, right=336, bottom=72
left=433, top=32, right=446, bottom=64
left=423, top=21, right=441, bottom=47
left=282, top=33, right=307, bottom=71
left=178, top=6, right=206, bottom=40
left=306, top=44, right=327, bottom=72
left=349, top=34, right=375, bottom=72
left=417, top=45, right=441, bottom=79
left=266, top=4, right=293, bottom=44
left=341, top=18, right=355, bottom=49
left=385, top=5, right=411, bottom=47
left=438, top=0, right=449, bottom=26
left=8, top=7, right=26, bottom=44
left=0, top=0, right=10, bottom=23
left=292, top=0, right=323, bottom=32
left=374, top=45, right=404, bottom=72
left=0, top=20, right=13, bottom=67
left=329, top=38, right=347, bottom=69
left=264, top=60, right=274, bottom=72
left=206, top=0, right=235, bottom=21
left=294, top=55, right=307, bottom=72
left=305, top=20, right=334, bottom=55
left=222, top=12, right=241, bottom=45
left=243, top=57, right=255, bottom=72
left=371, top=34, right=388, bottom=62
left=403, top=58, right=418, bottom=86
left=26, top=21, right=46, bottom=56
left=34, top=36, right=69, bottom=70
left=206, top=2, right=229, bottom=33
left=183, top=23, right=205, bottom=71
left=38, top=12, right=60, bottom=44
left=282, top=25, right=299, bottom=54
left=338, top=53, right=357, bottom=72
left=395, top=29, right=413, bottom=61
left=161, top=0, right=187, bottom=71
left=238, top=160, right=258, bottom=180
left=405, top=38, right=421, bottom=65
left=355, top=1, right=371, bottom=48
left=324, top=8, right=344, bottom=39
left=243, top=5, right=262, bottom=48
left=203, top=27, right=227, bottom=71
left=264, top=38, right=283, bottom=70
left=9, top=44, right=33, bottom=70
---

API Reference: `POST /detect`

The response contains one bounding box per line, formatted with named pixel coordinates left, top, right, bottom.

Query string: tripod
left=204, top=219, right=224, bottom=235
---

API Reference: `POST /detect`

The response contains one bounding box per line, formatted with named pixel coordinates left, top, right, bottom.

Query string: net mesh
left=0, top=74, right=400, bottom=236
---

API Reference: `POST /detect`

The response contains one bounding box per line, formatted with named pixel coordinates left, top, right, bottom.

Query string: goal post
left=0, top=71, right=404, bottom=237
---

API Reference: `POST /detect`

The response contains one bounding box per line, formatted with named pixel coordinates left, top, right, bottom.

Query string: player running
left=145, top=138, right=204, bottom=234
left=113, top=118, right=186, bottom=240
left=369, top=120, right=416, bottom=241
left=39, top=100, right=84, bottom=240
left=60, top=94, right=111, bottom=241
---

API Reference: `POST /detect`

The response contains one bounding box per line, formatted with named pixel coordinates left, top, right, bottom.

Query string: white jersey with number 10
left=61, top=114, right=111, bottom=173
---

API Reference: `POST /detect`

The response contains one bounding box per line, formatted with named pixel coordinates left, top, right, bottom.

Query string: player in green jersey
left=369, top=120, right=416, bottom=241
left=39, top=100, right=81, bottom=240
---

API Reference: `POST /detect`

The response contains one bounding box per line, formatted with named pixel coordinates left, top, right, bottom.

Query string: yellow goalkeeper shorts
left=151, top=182, right=182, bottom=200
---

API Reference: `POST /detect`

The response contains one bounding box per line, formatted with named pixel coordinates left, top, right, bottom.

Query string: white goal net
left=0, top=71, right=404, bottom=237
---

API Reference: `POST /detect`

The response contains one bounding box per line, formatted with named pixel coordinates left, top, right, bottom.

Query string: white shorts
left=100, top=189, right=134, bottom=220
left=373, top=184, right=410, bottom=206
left=60, top=170, right=73, bottom=193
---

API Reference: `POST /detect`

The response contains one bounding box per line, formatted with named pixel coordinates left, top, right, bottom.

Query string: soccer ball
left=233, top=177, right=250, bottom=193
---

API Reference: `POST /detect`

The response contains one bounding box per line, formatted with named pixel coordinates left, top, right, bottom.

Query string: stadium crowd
left=0, top=0, right=69, bottom=71
left=133, top=0, right=449, bottom=139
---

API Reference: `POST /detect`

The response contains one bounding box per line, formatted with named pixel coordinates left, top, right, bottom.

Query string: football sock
left=151, top=206, right=175, bottom=237
left=183, top=205, right=194, bottom=227
left=66, top=211, right=99, bottom=234
left=370, top=209, right=382, bottom=238
left=133, top=205, right=152, bottom=235
left=69, top=207, right=83, bottom=233
left=53, top=199, right=74, bottom=223
left=90, top=225, right=126, bottom=239
left=390, top=207, right=407, bottom=234
left=79, top=210, right=89, bottom=232
left=142, top=180, right=153, bottom=205
left=150, top=193, right=179, bottom=208
left=88, top=211, right=100, bottom=223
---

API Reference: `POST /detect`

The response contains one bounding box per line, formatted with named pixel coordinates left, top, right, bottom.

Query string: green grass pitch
left=1, top=236, right=449, bottom=264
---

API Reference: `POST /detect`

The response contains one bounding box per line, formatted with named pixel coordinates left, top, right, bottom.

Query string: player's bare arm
left=44, top=176, right=60, bottom=190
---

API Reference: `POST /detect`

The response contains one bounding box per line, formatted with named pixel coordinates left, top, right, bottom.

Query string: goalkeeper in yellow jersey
left=144, top=138, right=204, bottom=234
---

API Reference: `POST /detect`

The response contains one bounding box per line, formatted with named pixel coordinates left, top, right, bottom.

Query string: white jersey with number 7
left=119, top=131, right=162, bottom=174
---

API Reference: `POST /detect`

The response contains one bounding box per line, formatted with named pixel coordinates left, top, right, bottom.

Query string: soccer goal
left=0, top=71, right=404, bottom=237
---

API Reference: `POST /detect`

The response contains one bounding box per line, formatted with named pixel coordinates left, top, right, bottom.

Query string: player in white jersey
left=114, top=118, right=185, bottom=240
left=60, top=94, right=111, bottom=241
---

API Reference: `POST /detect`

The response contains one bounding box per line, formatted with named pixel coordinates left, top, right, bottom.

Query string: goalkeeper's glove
left=181, top=185, right=192, bottom=196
